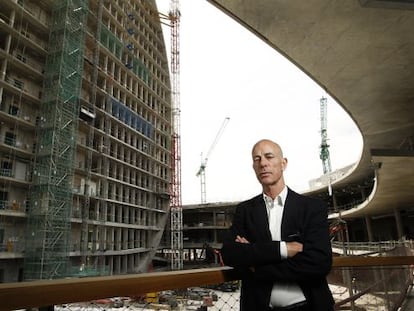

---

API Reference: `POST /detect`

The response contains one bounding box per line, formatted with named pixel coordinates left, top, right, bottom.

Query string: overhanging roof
left=207, top=0, right=414, bottom=218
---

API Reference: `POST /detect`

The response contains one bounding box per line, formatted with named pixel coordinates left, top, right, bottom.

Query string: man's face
left=252, top=141, right=287, bottom=187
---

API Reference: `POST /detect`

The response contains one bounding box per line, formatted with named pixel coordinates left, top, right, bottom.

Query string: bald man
left=221, top=139, right=334, bottom=311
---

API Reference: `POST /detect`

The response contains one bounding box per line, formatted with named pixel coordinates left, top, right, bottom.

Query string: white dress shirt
left=263, top=186, right=306, bottom=307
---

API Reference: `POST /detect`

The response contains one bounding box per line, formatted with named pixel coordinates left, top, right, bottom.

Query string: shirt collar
left=263, top=186, right=288, bottom=206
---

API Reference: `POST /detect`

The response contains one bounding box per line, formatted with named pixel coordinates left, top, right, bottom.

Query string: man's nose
left=259, top=159, right=268, bottom=166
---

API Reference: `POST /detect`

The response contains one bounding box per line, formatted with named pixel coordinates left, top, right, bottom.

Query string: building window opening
left=1, top=161, right=12, bottom=177
left=8, top=105, right=19, bottom=116
left=4, top=132, right=16, bottom=146
left=0, top=191, right=8, bottom=209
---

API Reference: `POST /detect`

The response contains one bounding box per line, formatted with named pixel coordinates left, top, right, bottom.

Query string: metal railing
left=331, top=240, right=402, bottom=256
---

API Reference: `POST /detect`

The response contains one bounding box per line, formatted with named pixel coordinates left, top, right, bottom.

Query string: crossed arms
left=220, top=200, right=332, bottom=283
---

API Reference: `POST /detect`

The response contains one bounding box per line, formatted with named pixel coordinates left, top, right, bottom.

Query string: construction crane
left=196, top=117, right=230, bottom=204
left=319, top=96, right=332, bottom=174
left=319, top=96, right=333, bottom=195
left=152, top=0, right=182, bottom=270
left=167, top=0, right=183, bottom=271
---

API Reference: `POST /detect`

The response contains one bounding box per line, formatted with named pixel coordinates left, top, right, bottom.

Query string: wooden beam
left=1, top=256, right=413, bottom=311
left=332, top=255, right=414, bottom=267
left=0, top=267, right=235, bottom=311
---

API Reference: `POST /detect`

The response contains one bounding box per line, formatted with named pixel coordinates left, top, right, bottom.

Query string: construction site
left=0, top=0, right=177, bottom=282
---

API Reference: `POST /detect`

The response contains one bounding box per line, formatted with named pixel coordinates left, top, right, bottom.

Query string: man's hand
left=234, top=236, right=254, bottom=271
left=286, top=241, right=303, bottom=257
left=236, top=236, right=303, bottom=257
left=235, top=235, right=250, bottom=243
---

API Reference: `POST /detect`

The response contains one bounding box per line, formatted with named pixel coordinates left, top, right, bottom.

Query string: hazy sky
left=155, top=0, right=363, bottom=205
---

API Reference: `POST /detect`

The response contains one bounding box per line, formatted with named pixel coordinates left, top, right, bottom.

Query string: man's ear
left=282, top=158, right=288, bottom=170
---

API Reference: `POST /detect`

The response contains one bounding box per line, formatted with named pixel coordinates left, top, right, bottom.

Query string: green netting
left=100, top=25, right=123, bottom=59
left=132, top=57, right=149, bottom=83
left=69, top=264, right=110, bottom=277
left=24, top=0, right=88, bottom=281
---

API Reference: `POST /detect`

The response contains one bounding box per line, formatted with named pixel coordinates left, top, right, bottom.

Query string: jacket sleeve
left=252, top=201, right=332, bottom=282
left=220, top=202, right=283, bottom=268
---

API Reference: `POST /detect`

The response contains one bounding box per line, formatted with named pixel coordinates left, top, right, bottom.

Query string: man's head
left=252, top=139, right=287, bottom=192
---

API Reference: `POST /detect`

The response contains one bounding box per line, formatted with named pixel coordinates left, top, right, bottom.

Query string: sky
left=155, top=0, right=363, bottom=205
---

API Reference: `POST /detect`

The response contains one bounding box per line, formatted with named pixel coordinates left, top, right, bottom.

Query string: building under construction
left=0, top=0, right=172, bottom=282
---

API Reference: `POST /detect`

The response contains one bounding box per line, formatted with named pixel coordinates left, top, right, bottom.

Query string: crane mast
left=196, top=117, right=230, bottom=204
left=169, top=0, right=183, bottom=270
left=319, top=96, right=332, bottom=175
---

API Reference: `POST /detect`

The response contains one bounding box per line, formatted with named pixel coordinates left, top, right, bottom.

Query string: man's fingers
left=286, top=242, right=303, bottom=257
left=235, top=235, right=250, bottom=243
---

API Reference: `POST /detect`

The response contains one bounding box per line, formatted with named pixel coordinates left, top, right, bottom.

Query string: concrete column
left=213, top=211, right=217, bottom=243
left=9, top=9, right=16, bottom=28
left=394, top=208, right=403, bottom=240
left=360, top=187, right=366, bottom=201
left=332, top=193, right=338, bottom=211
left=365, top=215, right=374, bottom=242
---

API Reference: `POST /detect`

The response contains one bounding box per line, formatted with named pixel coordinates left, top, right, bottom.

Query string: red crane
left=155, top=0, right=182, bottom=270
left=168, top=0, right=183, bottom=271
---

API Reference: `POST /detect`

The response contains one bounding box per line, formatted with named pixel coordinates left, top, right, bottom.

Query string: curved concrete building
left=0, top=0, right=171, bottom=282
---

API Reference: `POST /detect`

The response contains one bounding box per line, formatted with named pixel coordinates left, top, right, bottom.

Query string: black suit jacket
left=221, top=188, right=334, bottom=311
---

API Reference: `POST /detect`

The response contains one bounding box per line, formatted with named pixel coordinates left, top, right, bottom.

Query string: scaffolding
left=24, top=0, right=88, bottom=280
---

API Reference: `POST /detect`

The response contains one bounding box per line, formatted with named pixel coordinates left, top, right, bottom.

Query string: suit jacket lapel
left=251, top=194, right=272, bottom=241
left=281, top=188, right=298, bottom=239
